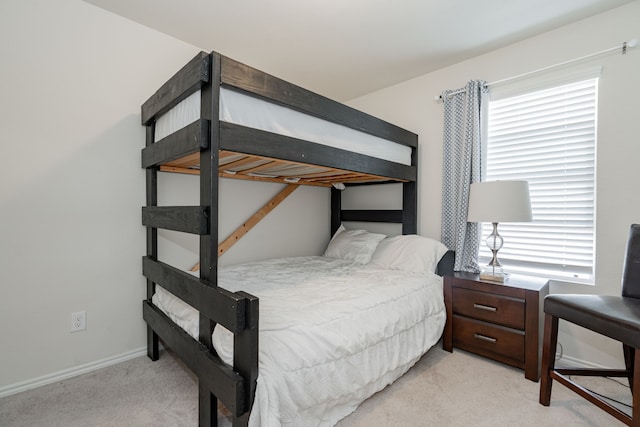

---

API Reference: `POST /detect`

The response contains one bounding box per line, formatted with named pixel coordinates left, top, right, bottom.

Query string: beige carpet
left=0, top=344, right=631, bottom=426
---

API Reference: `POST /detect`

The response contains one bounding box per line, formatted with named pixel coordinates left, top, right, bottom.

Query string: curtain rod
left=435, top=38, right=637, bottom=101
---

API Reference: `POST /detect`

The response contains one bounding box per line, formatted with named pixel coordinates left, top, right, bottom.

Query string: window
left=481, top=78, right=597, bottom=283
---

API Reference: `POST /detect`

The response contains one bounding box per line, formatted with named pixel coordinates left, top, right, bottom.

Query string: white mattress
left=152, top=256, right=445, bottom=427
left=154, top=89, right=412, bottom=166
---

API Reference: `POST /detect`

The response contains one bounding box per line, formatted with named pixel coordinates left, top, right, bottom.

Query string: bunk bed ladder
left=141, top=51, right=258, bottom=427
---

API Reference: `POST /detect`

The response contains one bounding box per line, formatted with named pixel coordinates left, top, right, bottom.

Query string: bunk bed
left=141, top=50, right=453, bottom=427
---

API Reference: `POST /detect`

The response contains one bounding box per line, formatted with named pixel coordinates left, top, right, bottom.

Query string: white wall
left=346, top=2, right=640, bottom=368
left=0, top=0, right=328, bottom=391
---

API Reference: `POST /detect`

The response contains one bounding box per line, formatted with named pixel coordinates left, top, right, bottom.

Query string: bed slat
left=218, top=171, right=330, bottom=187
left=220, top=122, right=416, bottom=182
left=142, top=257, right=250, bottom=333
left=159, top=165, right=200, bottom=175
left=141, top=52, right=211, bottom=126
left=141, top=120, right=209, bottom=168
left=142, top=301, right=247, bottom=416
left=220, top=56, right=418, bottom=148
left=142, top=206, right=209, bottom=235
left=158, top=155, right=399, bottom=187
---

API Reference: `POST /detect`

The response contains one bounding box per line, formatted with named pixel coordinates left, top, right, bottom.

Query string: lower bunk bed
left=152, top=230, right=452, bottom=426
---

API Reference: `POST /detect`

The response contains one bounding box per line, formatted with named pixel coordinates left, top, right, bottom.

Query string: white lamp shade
left=467, top=180, right=532, bottom=223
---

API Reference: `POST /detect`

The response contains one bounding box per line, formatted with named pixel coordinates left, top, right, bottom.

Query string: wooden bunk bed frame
left=141, top=50, right=434, bottom=427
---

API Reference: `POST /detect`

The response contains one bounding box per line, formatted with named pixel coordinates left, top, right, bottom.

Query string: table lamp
left=467, top=180, right=532, bottom=282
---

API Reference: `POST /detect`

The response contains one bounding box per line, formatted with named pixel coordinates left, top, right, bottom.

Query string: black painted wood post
left=331, top=187, right=342, bottom=237
left=145, top=123, right=159, bottom=361
left=198, top=52, right=220, bottom=427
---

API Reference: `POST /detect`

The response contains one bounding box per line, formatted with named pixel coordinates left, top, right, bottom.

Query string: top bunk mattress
left=154, top=88, right=412, bottom=166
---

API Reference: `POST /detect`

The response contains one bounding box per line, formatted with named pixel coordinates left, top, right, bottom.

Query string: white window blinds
left=482, top=78, right=597, bottom=282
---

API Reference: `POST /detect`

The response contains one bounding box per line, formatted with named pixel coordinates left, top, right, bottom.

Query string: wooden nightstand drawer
left=453, top=315, right=525, bottom=364
left=452, top=287, right=525, bottom=330
left=443, top=273, right=549, bottom=381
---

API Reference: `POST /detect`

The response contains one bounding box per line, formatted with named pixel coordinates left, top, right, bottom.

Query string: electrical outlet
left=71, top=311, right=86, bottom=333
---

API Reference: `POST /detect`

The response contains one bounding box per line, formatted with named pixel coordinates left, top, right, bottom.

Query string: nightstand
left=443, top=272, right=549, bottom=381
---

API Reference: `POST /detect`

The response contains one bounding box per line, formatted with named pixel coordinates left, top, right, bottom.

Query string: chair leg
left=625, top=344, right=635, bottom=392
left=633, top=348, right=640, bottom=427
left=539, top=313, right=559, bottom=406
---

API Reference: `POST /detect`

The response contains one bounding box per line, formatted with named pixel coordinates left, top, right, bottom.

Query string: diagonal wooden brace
left=191, top=184, right=299, bottom=271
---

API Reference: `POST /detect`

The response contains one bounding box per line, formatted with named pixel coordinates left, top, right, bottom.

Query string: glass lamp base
left=480, top=267, right=509, bottom=283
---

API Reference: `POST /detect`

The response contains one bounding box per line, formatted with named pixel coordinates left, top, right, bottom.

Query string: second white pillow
left=323, top=227, right=386, bottom=264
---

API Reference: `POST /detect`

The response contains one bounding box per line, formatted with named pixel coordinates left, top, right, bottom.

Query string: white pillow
left=323, top=226, right=386, bottom=264
left=370, top=234, right=449, bottom=274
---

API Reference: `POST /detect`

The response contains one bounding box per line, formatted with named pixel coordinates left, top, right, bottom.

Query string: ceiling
left=84, top=0, right=633, bottom=101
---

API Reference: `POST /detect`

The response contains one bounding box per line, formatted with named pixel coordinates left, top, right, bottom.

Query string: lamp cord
left=567, top=375, right=632, bottom=410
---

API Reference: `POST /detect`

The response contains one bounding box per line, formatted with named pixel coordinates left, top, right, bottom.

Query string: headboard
left=436, top=250, right=455, bottom=277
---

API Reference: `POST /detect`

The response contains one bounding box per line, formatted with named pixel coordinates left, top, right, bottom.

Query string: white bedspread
left=152, top=256, right=445, bottom=427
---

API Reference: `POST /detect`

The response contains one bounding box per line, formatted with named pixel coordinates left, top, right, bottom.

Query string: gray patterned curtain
left=441, top=80, right=488, bottom=272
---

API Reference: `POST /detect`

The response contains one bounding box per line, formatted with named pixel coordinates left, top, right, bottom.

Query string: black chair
left=539, top=224, right=640, bottom=426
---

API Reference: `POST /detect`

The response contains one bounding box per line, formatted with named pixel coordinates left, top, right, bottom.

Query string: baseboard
left=557, top=354, right=621, bottom=370
left=0, top=348, right=616, bottom=400
left=0, top=347, right=147, bottom=398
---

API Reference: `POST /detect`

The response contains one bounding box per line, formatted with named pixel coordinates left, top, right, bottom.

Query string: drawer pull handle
left=474, top=333, right=497, bottom=343
left=473, top=303, right=497, bottom=312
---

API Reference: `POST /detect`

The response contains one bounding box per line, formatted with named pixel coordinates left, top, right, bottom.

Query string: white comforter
left=153, top=256, right=445, bottom=427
